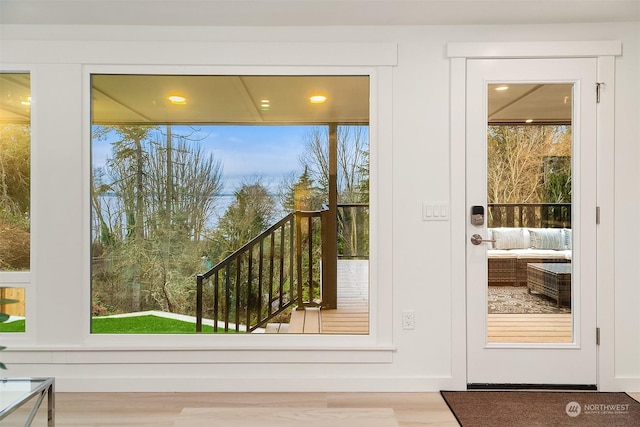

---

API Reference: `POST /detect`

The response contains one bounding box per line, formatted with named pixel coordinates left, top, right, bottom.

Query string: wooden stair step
left=288, top=307, right=321, bottom=334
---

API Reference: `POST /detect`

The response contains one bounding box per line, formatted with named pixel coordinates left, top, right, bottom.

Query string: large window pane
left=91, top=75, right=370, bottom=334
left=0, top=73, right=30, bottom=335
left=0, top=73, right=31, bottom=272
left=0, top=287, right=26, bottom=333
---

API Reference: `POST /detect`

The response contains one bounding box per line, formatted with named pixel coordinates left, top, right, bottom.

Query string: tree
left=298, top=125, right=370, bottom=257
left=211, top=179, right=278, bottom=258
left=91, top=125, right=224, bottom=315
left=0, top=124, right=30, bottom=217
left=487, top=125, right=571, bottom=204
left=0, top=124, right=31, bottom=271
left=279, top=166, right=324, bottom=212
left=147, top=130, right=224, bottom=240
left=299, top=125, right=369, bottom=203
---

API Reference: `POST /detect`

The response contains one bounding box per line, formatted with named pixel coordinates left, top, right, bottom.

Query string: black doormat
left=441, top=391, right=640, bottom=426
left=488, top=286, right=571, bottom=314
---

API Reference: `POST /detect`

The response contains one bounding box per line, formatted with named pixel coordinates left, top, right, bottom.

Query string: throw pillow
left=492, top=228, right=526, bottom=250
left=528, top=228, right=565, bottom=250
left=564, top=228, right=572, bottom=250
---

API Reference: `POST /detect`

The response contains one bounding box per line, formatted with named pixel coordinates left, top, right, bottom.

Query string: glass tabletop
left=0, top=378, right=55, bottom=422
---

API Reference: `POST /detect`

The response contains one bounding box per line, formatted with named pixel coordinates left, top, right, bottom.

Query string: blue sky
left=92, top=125, right=311, bottom=195
left=189, top=125, right=309, bottom=194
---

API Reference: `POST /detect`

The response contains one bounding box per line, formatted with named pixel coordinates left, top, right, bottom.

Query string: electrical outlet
left=402, top=310, right=415, bottom=330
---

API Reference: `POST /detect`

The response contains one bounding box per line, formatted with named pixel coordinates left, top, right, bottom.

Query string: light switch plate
left=423, top=202, right=449, bottom=221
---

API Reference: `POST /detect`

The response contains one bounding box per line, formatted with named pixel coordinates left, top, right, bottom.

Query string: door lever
left=470, top=234, right=496, bottom=245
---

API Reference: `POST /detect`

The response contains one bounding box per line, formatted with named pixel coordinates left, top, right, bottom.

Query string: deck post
left=321, top=123, right=338, bottom=309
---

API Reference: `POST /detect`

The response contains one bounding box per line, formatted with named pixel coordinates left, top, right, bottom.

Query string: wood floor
left=8, top=391, right=640, bottom=427
left=6, top=392, right=460, bottom=427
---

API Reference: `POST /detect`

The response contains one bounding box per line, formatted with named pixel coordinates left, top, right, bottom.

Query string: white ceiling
left=0, top=0, right=638, bottom=26
left=1, top=73, right=571, bottom=125
left=91, top=75, right=370, bottom=124
left=489, top=84, right=572, bottom=124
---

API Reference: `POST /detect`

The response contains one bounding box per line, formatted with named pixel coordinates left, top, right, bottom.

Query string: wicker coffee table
left=526, top=263, right=572, bottom=307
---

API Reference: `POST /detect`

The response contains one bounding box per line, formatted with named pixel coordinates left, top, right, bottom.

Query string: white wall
left=0, top=22, right=638, bottom=392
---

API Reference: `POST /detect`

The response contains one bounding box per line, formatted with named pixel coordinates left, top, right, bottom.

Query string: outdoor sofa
left=487, top=227, right=572, bottom=286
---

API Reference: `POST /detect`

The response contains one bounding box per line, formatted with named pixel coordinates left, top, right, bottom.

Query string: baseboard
left=47, top=375, right=458, bottom=393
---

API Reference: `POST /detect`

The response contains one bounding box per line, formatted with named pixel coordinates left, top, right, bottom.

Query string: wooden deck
left=488, top=313, right=573, bottom=343
left=270, top=260, right=570, bottom=341
left=270, top=259, right=369, bottom=335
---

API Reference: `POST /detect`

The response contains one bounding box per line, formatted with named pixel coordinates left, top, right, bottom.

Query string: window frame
left=0, top=68, right=33, bottom=339
left=82, top=65, right=393, bottom=356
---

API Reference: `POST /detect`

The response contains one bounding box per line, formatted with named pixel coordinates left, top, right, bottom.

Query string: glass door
left=466, top=58, right=597, bottom=386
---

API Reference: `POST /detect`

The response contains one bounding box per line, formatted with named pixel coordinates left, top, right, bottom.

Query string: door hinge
left=596, top=206, right=600, bottom=224
left=596, top=82, right=605, bottom=103
left=596, top=327, right=600, bottom=345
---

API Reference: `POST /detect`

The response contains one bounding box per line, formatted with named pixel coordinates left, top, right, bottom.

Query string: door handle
left=470, top=234, right=496, bottom=245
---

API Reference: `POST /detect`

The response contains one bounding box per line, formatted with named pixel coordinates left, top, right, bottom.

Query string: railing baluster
left=257, top=240, right=264, bottom=325
left=295, top=214, right=304, bottom=309
left=289, top=217, right=295, bottom=305
left=279, top=221, right=285, bottom=310
left=493, top=206, right=502, bottom=228
left=507, top=205, right=515, bottom=227
left=224, top=263, right=230, bottom=333
left=246, top=245, right=253, bottom=332
left=213, top=270, right=219, bottom=333
left=196, top=275, right=203, bottom=333
left=307, top=215, right=314, bottom=302
left=269, top=232, right=275, bottom=317
left=235, top=257, right=241, bottom=333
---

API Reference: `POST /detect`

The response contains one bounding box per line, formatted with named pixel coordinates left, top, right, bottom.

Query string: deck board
left=321, top=260, right=369, bottom=334
left=284, top=260, right=571, bottom=341
left=283, top=260, right=370, bottom=334
left=488, top=313, right=573, bottom=343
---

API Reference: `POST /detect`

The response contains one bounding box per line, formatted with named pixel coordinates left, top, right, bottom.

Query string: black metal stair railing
left=195, top=210, right=323, bottom=333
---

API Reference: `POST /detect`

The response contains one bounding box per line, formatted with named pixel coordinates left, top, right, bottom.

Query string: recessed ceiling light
left=168, top=95, right=187, bottom=105
left=260, top=99, right=270, bottom=104
left=525, top=119, right=534, bottom=123
left=495, top=86, right=509, bottom=91
left=309, top=95, right=327, bottom=104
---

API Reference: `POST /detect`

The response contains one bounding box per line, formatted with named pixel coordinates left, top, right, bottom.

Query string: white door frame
left=448, top=41, right=621, bottom=391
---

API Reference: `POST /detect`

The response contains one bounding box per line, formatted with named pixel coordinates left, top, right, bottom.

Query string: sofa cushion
left=510, top=249, right=569, bottom=259
left=492, top=228, right=526, bottom=250
left=487, top=249, right=518, bottom=258
left=528, top=228, right=565, bottom=250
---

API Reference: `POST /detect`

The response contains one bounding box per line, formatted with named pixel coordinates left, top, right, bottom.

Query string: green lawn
left=0, top=319, right=25, bottom=332
left=91, top=314, right=236, bottom=334
left=0, top=315, right=239, bottom=334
